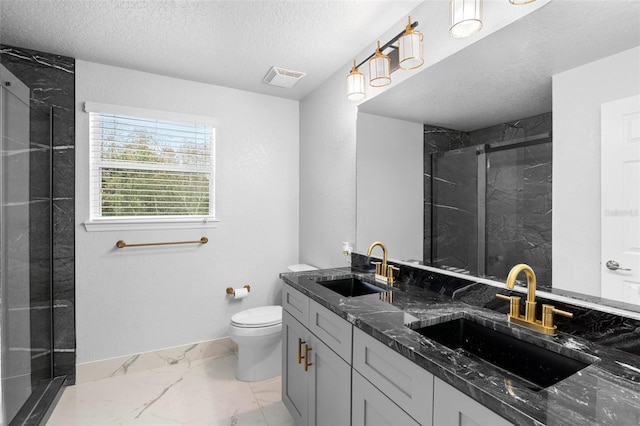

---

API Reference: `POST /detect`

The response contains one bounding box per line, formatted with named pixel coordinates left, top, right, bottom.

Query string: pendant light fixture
left=449, top=0, right=483, bottom=38
left=369, top=41, right=391, bottom=87
left=346, top=60, right=366, bottom=101
left=398, top=16, right=424, bottom=70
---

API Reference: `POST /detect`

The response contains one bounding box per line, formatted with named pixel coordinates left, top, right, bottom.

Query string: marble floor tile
left=47, top=354, right=294, bottom=426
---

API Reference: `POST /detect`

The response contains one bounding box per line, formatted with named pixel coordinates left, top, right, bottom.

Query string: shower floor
left=47, top=354, right=293, bottom=425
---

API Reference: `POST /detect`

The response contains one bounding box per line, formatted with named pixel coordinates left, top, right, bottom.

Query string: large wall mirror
left=356, top=1, right=640, bottom=314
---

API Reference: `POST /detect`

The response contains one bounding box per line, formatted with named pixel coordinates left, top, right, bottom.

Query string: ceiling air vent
left=263, top=66, right=306, bottom=88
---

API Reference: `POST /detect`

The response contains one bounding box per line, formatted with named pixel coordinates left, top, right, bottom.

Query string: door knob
left=606, top=260, right=631, bottom=271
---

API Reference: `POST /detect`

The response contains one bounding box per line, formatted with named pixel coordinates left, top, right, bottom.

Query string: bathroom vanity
left=280, top=263, right=640, bottom=426
left=281, top=284, right=352, bottom=425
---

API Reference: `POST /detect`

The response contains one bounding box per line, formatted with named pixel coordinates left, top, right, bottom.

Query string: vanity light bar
left=346, top=20, right=419, bottom=101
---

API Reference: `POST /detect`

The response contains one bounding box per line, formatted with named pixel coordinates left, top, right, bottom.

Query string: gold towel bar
left=226, top=285, right=251, bottom=295
left=116, top=237, right=208, bottom=249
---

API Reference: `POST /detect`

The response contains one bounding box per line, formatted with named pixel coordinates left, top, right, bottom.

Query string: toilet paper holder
left=226, top=285, right=251, bottom=295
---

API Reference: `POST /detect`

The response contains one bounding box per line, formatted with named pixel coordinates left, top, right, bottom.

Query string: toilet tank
left=288, top=264, right=317, bottom=272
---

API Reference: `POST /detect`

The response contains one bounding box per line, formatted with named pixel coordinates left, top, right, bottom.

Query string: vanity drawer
left=308, top=299, right=352, bottom=362
left=433, top=377, right=514, bottom=426
left=282, top=284, right=309, bottom=327
left=353, top=327, right=434, bottom=426
left=352, top=370, right=420, bottom=426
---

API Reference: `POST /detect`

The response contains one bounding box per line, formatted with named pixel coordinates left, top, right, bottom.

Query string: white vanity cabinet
left=432, top=377, right=514, bottom=426
left=282, top=285, right=352, bottom=426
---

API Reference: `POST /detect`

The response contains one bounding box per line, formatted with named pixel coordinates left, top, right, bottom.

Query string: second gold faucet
left=366, top=241, right=399, bottom=285
left=497, top=264, right=573, bottom=335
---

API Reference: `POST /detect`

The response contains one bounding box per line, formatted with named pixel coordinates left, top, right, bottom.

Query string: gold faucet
left=496, top=264, right=573, bottom=335
left=366, top=241, right=399, bottom=285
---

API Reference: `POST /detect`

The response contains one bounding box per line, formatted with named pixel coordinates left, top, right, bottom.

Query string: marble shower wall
left=424, top=112, right=552, bottom=287
left=0, top=45, right=76, bottom=383
left=485, top=142, right=552, bottom=285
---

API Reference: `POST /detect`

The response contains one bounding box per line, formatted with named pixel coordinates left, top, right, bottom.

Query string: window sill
left=83, top=217, right=220, bottom=232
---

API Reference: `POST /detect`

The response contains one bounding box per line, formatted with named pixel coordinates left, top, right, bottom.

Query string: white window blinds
left=89, top=109, right=215, bottom=220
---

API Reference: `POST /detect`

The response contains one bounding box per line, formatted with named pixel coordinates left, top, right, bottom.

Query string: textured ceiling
left=0, top=0, right=422, bottom=100
left=359, top=1, right=640, bottom=131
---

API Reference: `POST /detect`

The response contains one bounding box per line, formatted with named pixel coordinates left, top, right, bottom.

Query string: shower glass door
left=430, top=147, right=478, bottom=274
left=484, top=141, right=553, bottom=285
left=1, top=64, right=53, bottom=425
left=428, top=135, right=552, bottom=287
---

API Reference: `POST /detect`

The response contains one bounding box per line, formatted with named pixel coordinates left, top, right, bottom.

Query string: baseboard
left=76, top=337, right=236, bottom=384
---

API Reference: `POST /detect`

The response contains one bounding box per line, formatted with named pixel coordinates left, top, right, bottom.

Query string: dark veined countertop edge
left=280, top=267, right=640, bottom=426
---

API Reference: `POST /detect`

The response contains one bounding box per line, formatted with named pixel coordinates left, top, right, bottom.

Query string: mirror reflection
left=356, top=1, right=640, bottom=311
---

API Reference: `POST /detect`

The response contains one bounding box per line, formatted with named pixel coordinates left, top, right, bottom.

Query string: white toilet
left=229, top=263, right=317, bottom=382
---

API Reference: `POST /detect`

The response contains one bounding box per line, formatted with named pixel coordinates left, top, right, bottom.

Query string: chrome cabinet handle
left=606, top=260, right=631, bottom=271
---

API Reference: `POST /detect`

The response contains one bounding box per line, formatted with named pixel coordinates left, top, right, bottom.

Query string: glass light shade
left=450, top=0, right=483, bottom=38
left=346, top=60, right=366, bottom=101
left=399, top=17, right=424, bottom=70
left=510, top=0, right=536, bottom=4
left=369, top=41, right=391, bottom=87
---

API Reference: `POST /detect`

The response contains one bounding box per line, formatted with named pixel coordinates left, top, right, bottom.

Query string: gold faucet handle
left=371, top=261, right=383, bottom=276
left=541, top=304, right=573, bottom=333
left=552, top=307, right=573, bottom=318
left=387, top=265, right=399, bottom=285
left=496, top=293, right=522, bottom=319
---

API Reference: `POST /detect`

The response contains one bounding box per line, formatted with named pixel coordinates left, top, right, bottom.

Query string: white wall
left=553, top=46, right=640, bottom=296
left=356, top=113, right=423, bottom=261
left=299, top=1, right=549, bottom=268
left=299, top=66, right=358, bottom=269
left=75, top=61, right=299, bottom=363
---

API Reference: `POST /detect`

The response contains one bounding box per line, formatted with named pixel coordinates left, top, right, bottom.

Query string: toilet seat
left=231, top=305, right=282, bottom=328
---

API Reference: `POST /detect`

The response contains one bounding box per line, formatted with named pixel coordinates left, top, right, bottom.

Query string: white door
left=601, top=95, right=640, bottom=303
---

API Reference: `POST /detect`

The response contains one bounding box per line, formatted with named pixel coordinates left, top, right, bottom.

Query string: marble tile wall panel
left=469, top=112, right=552, bottom=145
left=1, top=44, right=75, bottom=383
left=29, top=302, right=53, bottom=386
left=423, top=124, right=470, bottom=154
left=485, top=143, right=553, bottom=285
left=27, top=105, right=54, bottom=388
left=424, top=112, right=551, bottom=157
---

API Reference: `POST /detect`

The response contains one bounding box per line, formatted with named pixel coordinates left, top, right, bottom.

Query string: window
left=85, top=103, right=217, bottom=230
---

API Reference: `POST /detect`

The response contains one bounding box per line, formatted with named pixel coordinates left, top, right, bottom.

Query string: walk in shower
left=425, top=130, right=552, bottom=288
left=0, top=43, right=75, bottom=425
left=0, top=63, right=62, bottom=425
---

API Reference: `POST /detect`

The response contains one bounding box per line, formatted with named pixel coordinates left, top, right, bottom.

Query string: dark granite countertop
left=280, top=266, right=640, bottom=426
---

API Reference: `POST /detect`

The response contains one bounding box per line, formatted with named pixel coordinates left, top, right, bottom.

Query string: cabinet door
left=432, top=378, right=514, bottom=426
left=352, top=370, right=420, bottom=426
left=282, top=310, right=309, bottom=426
left=308, top=336, right=351, bottom=426
left=353, top=328, right=433, bottom=426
